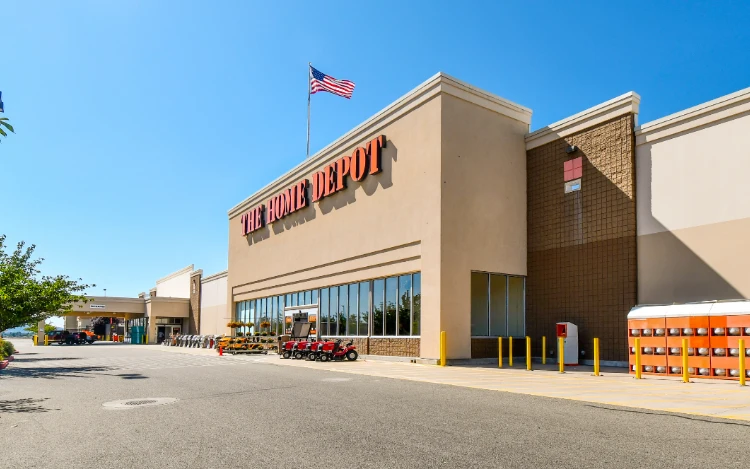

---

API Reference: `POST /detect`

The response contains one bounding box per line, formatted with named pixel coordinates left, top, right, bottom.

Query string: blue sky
left=2, top=1, right=750, bottom=300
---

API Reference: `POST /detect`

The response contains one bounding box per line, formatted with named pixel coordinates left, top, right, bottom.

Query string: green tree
left=0, top=117, right=14, bottom=142
left=25, top=322, right=57, bottom=334
left=0, top=235, right=93, bottom=332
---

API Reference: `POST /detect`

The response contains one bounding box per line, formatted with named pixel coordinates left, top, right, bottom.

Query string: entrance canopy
left=67, top=296, right=148, bottom=319
left=66, top=296, right=190, bottom=320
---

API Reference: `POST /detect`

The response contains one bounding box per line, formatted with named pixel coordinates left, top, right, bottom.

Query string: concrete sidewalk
left=145, top=345, right=750, bottom=422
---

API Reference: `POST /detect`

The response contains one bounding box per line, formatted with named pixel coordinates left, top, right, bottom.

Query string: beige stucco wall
left=145, top=298, right=190, bottom=343
left=228, top=93, right=443, bottom=355
left=636, top=87, right=750, bottom=303
left=200, top=273, right=229, bottom=336
left=226, top=74, right=531, bottom=359
left=154, top=265, right=193, bottom=298
left=438, top=94, right=529, bottom=359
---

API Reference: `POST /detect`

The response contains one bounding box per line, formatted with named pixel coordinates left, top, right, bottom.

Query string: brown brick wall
left=322, top=337, right=420, bottom=357
left=369, top=338, right=420, bottom=357
left=472, top=337, right=531, bottom=359
left=526, top=115, right=637, bottom=363
left=189, top=271, right=202, bottom=334
left=471, top=338, right=497, bottom=359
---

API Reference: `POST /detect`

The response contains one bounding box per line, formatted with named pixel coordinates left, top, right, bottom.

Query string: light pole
left=104, top=288, right=107, bottom=297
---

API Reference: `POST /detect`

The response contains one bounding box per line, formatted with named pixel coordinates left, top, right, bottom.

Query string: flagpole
left=306, top=62, right=311, bottom=159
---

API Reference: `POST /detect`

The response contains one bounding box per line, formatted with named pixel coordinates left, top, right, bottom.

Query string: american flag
left=310, top=66, right=355, bottom=99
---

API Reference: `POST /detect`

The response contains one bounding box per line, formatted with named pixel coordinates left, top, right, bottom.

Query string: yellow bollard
left=558, top=337, right=565, bottom=373
left=33, top=335, right=38, bottom=346
left=498, top=337, right=503, bottom=368
left=593, top=338, right=600, bottom=376
left=739, top=339, right=746, bottom=387
left=542, top=336, right=546, bottom=365
left=509, top=337, right=513, bottom=367
left=634, top=337, right=642, bottom=379
left=145, top=334, right=149, bottom=344
left=439, top=331, right=446, bottom=367
left=526, top=336, right=532, bottom=371
left=682, top=338, right=690, bottom=383
left=44, top=334, right=49, bottom=346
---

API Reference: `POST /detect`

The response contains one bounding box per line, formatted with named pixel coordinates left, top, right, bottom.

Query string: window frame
left=240, top=271, right=421, bottom=338
left=470, top=270, right=526, bottom=338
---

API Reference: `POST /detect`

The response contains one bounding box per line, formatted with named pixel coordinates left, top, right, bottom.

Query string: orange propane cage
left=628, top=301, right=750, bottom=380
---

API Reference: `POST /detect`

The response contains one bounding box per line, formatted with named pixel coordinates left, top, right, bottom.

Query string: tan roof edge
left=635, top=85, right=750, bottom=145
left=525, top=92, right=641, bottom=151
left=155, top=265, right=195, bottom=284
left=146, top=297, right=191, bottom=304
left=201, top=270, right=228, bottom=283
left=227, top=72, right=532, bottom=219
left=84, top=295, right=147, bottom=302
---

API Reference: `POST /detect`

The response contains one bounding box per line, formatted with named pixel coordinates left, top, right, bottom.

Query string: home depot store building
left=227, top=73, right=750, bottom=365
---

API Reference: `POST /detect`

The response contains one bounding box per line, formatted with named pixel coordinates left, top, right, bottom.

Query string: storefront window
left=385, top=277, right=397, bottom=336
left=271, top=296, right=278, bottom=334
left=358, top=282, right=369, bottom=336
left=261, top=298, right=267, bottom=331
left=372, top=279, right=384, bottom=336
left=507, top=276, right=524, bottom=337
left=489, top=274, right=507, bottom=336
left=243, top=271, right=420, bottom=338
left=398, top=275, right=411, bottom=336
left=471, top=271, right=525, bottom=337
left=412, top=273, right=421, bottom=335
left=471, top=272, right=489, bottom=336
left=348, top=284, right=357, bottom=335
left=338, top=285, right=348, bottom=336
left=329, top=287, right=338, bottom=336
left=254, top=299, right=261, bottom=332
left=319, top=288, right=329, bottom=336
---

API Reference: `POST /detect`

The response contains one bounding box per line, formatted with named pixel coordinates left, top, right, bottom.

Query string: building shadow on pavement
left=114, top=373, right=148, bottom=380
left=12, top=357, right=82, bottom=362
left=2, top=365, right=115, bottom=379
left=0, top=397, right=58, bottom=413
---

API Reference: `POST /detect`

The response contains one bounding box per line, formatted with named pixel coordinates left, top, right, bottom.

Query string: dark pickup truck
left=48, top=330, right=96, bottom=345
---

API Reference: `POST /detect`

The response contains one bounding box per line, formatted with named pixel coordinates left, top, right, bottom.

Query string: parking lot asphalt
left=2, top=339, right=749, bottom=469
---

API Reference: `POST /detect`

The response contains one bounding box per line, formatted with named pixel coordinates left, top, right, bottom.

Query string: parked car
left=47, top=330, right=67, bottom=344
left=48, top=330, right=97, bottom=345
left=78, top=331, right=97, bottom=344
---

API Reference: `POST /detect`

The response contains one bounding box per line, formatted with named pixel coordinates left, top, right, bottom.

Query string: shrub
left=1, top=340, right=15, bottom=358
left=261, top=331, right=268, bottom=336
left=254, top=332, right=261, bottom=336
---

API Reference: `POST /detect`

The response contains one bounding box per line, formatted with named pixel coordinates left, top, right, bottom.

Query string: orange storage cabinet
left=627, top=305, right=668, bottom=376
left=664, top=303, right=713, bottom=378
left=630, top=300, right=750, bottom=381
left=708, top=301, right=750, bottom=380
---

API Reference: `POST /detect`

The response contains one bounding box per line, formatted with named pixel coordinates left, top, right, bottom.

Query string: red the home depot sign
left=240, top=136, right=385, bottom=236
